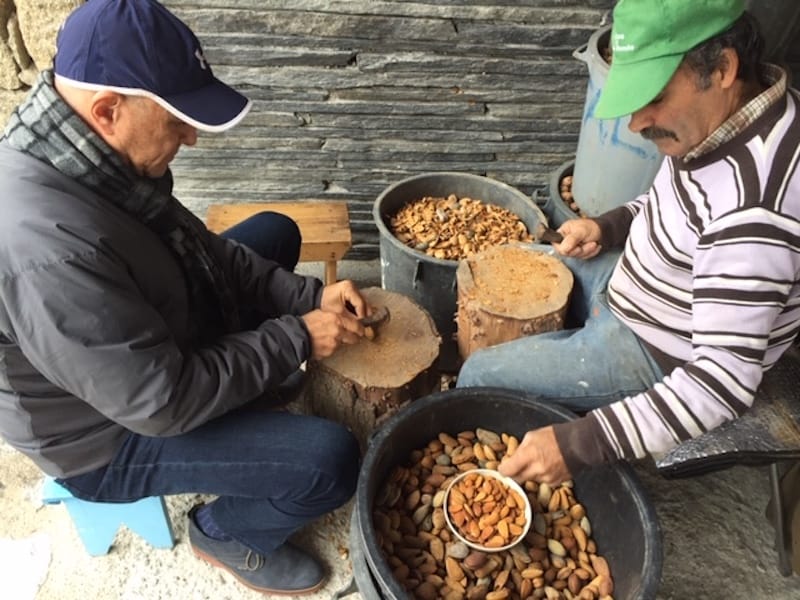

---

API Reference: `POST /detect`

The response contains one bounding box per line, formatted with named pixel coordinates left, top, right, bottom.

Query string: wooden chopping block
left=456, top=245, right=573, bottom=360
left=302, top=287, right=441, bottom=449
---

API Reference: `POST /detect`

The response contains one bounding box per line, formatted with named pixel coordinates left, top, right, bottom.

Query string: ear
left=717, top=47, right=740, bottom=90
left=88, top=91, right=124, bottom=136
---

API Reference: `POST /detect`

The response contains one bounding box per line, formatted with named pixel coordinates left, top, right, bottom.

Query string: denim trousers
left=456, top=245, right=664, bottom=412
left=58, top=212, right=361, bottom=555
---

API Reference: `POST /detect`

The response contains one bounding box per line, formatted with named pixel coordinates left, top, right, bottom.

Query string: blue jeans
left=456, top=246, right=664, bottom=411
left=58, top=213, right=360, bottom=555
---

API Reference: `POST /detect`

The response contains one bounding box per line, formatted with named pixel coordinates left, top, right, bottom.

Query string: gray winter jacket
left=0, top=143, right=323, bottom=477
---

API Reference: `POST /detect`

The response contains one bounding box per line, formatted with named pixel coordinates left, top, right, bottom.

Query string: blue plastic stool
left=41, top=477, right=175, bottom=556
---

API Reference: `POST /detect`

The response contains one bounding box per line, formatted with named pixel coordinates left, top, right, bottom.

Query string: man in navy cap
left=458, top=0, right=800, bottom=500
left=0, top=0, right=369, bottom=594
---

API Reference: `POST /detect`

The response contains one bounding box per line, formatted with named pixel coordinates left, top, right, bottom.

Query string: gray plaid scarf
left=3, top=70, right=241, bottom=344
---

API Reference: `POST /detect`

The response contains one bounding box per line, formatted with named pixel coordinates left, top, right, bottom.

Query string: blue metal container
left=572, top=26, right=663, bottom=216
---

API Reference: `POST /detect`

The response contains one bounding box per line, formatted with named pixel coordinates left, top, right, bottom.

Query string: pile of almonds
left=601, top=45, right=612, bottom=65
left=372, top=428, right=615, bottom=600
left=446, top=471, right=528, bottom=549
left=558, top=174, right=583, bottom=217
left=389, top=195, right=533, bottom=261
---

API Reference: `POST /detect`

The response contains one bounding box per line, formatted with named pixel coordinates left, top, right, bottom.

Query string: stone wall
left=2, top=0, right=799, bottom=259
left=0, top=1, right=81, bottom=115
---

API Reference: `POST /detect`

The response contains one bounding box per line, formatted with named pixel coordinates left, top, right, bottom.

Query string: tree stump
left=302, top=287, right=441, bottom=448
left=456, top=245, right=573, bottom=359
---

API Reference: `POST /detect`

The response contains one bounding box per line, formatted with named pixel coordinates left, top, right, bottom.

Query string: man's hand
left=552, top=218, right=603, bottom=260
left=320, top=280, right=369, bottom=318
left=498, top=426, right=572, bottom=485
left=303, top=280, right=371, bottom=359
left=301, top=309, right=364, bottom=359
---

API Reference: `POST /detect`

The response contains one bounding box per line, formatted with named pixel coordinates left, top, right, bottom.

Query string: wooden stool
left=205, top=201, right=352, bottom=285
left=42, top=477, right=175, bottom=556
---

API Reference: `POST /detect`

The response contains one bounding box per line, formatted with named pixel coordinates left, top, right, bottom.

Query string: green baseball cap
left=594, top=0, right=745, bottom=120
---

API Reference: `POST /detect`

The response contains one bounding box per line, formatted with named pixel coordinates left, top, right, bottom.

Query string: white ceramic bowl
left=443, top=468, right=532, bottom=553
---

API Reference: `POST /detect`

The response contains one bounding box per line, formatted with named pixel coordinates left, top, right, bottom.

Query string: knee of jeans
left=249, top=211, right=299, bottom=233
left=252, top=212, right=302, bottom=263
left=456, top=348, right=494, bottom=388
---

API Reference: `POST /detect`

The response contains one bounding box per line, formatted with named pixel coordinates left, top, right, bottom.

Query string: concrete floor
left=2, top=259, right=800, bottom=599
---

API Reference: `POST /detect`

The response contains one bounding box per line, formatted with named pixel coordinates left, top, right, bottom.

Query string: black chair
left=655, top=346, right=800, bottom=575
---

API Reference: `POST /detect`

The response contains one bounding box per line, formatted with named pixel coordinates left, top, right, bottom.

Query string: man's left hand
left=498, top=426, right=572, bottom=485
left=320, top=280, right=368, bottom=318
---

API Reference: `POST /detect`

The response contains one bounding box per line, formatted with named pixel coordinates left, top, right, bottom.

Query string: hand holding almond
left=498, top=425, right=572, bottom=486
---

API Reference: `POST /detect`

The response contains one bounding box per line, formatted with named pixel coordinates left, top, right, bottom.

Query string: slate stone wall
left=165, top=0, right=614, bottom=259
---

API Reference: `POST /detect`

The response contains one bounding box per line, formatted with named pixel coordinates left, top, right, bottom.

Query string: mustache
left=641, top=126, right=678, bottom=141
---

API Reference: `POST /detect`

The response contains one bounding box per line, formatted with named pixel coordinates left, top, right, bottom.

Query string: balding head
left=54, top=78, right=109, bottom=126
left=55, top=77, right=143, bottom=152
left=53, top=77, right=198, bottom=179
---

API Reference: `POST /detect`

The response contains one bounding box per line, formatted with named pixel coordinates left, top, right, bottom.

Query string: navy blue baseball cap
left=54, top=0, right=251, bottom=132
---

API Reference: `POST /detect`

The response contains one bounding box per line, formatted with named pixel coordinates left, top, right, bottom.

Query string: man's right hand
left=552, top=218, right=603, bottom=259
left=301, top=309, right=364, bottom=359
left=498, top=426, right=572, bottom=486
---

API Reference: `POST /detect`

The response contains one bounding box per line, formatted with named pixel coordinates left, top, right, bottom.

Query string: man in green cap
left=458, top=0, right=800, bottom=501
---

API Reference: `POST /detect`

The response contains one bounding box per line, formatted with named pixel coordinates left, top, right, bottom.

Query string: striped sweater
left=558, top=85, right=800, bottom=471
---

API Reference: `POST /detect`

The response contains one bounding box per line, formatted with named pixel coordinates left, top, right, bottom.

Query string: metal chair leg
left=769, top=462, right=794, bottom=576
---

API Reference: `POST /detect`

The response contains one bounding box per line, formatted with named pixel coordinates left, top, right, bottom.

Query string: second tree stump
left=456, top=245, right=573, bottom=359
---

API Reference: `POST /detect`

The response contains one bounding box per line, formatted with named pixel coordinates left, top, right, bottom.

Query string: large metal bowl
left=373, top=172, right=547, bottom=372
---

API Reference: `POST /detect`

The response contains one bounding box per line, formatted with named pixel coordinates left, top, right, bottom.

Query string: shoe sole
left=191, top=544, right=326, bottom=596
